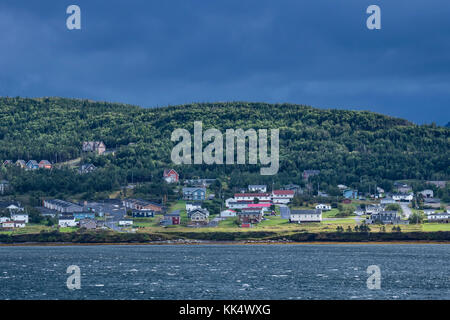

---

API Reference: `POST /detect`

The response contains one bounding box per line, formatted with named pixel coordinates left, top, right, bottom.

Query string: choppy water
left=0, top=244, right=448, bottom=300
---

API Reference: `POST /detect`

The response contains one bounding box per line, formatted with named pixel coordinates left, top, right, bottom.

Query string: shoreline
left=1, top=240, right=449, bottom=247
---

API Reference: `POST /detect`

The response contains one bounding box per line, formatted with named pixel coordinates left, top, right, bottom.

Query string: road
left=400, top=203, right=412, bottom=218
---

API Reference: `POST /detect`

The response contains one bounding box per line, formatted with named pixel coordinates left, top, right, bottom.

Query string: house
left=1, top=221, right=15, bottom=229
left=79, top=219, right=98, bottom=230
left=427, top=213, right=450, bottom=223
left=283, top=184, right=303, bottom=195
left=343, top=189, right=358, bottom=199
left=272, top=190, right=295, bottom=204
left=426, top=181, right=447, bottom=189
left=303, top=170, right=320, bottom=180
left=354, top=206, right=365, bottom=216
left=366, top=211, right=402, bottom=225
left=188, top=208, right=210, bottom=223
left=11, top=213, right=29, bottom=223
left=79, top=163, right=96, bottom=174
left=73, top=212, right=95, bottom=220
left=234, top=193, right=271, bottom=203
left=182, top=188, right=206, bottom=201
left=0, top=217, right=10, bottom=223
left=315, top=204, right=331, bottom=211
left=118, top=220, right=133, bottom=227
left=38, top=160, right=52, bottom=169
left=15, top=160, right=27, bottom=168
left=237, top=210, right=263, bottom=224
left=0, top=180, right=9, bottom=195
left=419, top=189, right=434, bottom=198
left=163, top=169, right=179, bottom=183
left=26, top=160, right=39, bottom=170
left=337, top=184, right=348, bottom=190
left=366, top=204, right=383, bottom=215
left=226, top=200, right=253, bottom=210
left=392, top=193, right=413, bottom=202
left=186, top=202, right=202, bottom=212
left=0, top=202, right=24, bottom=213
left=131, top=209, right=154, bottom=218
left=376, top=187, right=385, bottom=195
left=248, top=185, right=267, bottom=193
left=58, top=216, right=78, bottom=228
left=162, top=211, right=181, bottom=225
left=82, top=141, right=106, bottom=155
left=122, top=199, right=163, bottom=213
left=246, top=203, right=271, bottom=212
left=14, top=221, right=26, bottom=228
left=447, top=206, right=450, bottom=214
left=423, top=198, right=441, bottom=209
left=43, top=199, right=83, bottom=213
left=289, top=209, right=322, bottom=223
left=220, top=209, right=236, bottom=218
left=2, top=160, right=13, bottom=166
left=423, top=209, right=436, bottom=216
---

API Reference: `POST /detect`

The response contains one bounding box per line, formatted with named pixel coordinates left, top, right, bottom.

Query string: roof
left=424, top=198, right=441, bottom=203
left=291, top=209, right=321, bottom=215
left=234, top=193, right=270, bottom=197
left=248, top=185, right=266, bottom=188
left=273, top=190, right=295, bottom=196
left=165, top=210, right=180, bottom=217
left=39, top=160, right=51, bottom=165
left=163, top=169, right=178, bottom=176
left=45, top=199, right=81, bottom=208
left=247, top=203, right=271, bottom=208
left=183, top=187, right=206, bottom=192
left=238, top=210, right=262, bottom=215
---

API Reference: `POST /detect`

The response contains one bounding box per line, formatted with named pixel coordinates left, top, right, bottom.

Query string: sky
left=0, top=0, right=449, bottom=125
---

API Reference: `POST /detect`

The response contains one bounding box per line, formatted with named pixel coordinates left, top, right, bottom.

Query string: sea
left=0, top=244, right=448, bottom=300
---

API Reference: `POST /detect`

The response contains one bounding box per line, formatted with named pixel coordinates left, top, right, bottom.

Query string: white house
left=186, top=202, right=202, bottom=212
left=289, top=209, right=322, bottom=223
left=11, top=213, right=29, bottom=224
left=220, top=209, right=237, bottom=218
left=392, top=193, right=413, bottom=202
left=272, top=190, right=295, bottom=204
left=0, top=217, right=10, bottom=223
left=248, top=185, right=267, bottom=193
left=234, top=193, right=271, bottom=202
left=315, top=204, right=331, bottom=211
left=14, top=221, right=26, bottom=228
left=1, top=221, right=15, bottom=229
left=58, top=216, right=78, bottom=228
left=119, top=220, right=134, bottom=226
left=419, top=189, right=434, bottom=198
left=427, top=213, right=450, bottom=223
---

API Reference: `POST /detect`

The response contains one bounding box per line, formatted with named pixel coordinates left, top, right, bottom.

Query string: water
left=0, top=244, right=448, bottom=300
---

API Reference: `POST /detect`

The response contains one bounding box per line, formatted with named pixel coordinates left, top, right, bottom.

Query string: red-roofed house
left=163, top=169, right=179, bottom=183
left=39, top=160, right=52, bottom=169
left=272, top=190, right=295, bottom=204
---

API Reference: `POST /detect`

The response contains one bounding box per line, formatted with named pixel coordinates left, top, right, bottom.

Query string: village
left=0, top=160, right=449, bottom=235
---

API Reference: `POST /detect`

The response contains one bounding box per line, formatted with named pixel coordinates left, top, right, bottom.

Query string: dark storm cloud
left=0, top=0, right=449, bottom=124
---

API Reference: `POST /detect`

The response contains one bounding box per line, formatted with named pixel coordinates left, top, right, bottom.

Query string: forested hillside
left=0, top=97, right=448, bottom=199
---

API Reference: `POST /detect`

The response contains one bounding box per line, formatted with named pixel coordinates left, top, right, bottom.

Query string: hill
left=0, top=97, right=448, bottom=199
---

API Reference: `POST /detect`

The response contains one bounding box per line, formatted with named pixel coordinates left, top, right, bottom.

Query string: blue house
left=343, top=189, right=358, bottom=199
left=182, top=187, right=206, bottom=201
left=73, top=212, right=96, bottom=220
left=26, top=160, right=39, bottom=170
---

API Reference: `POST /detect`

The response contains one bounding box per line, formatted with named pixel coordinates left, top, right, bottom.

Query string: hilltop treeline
left=0, top=97, right=448, bottom=198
